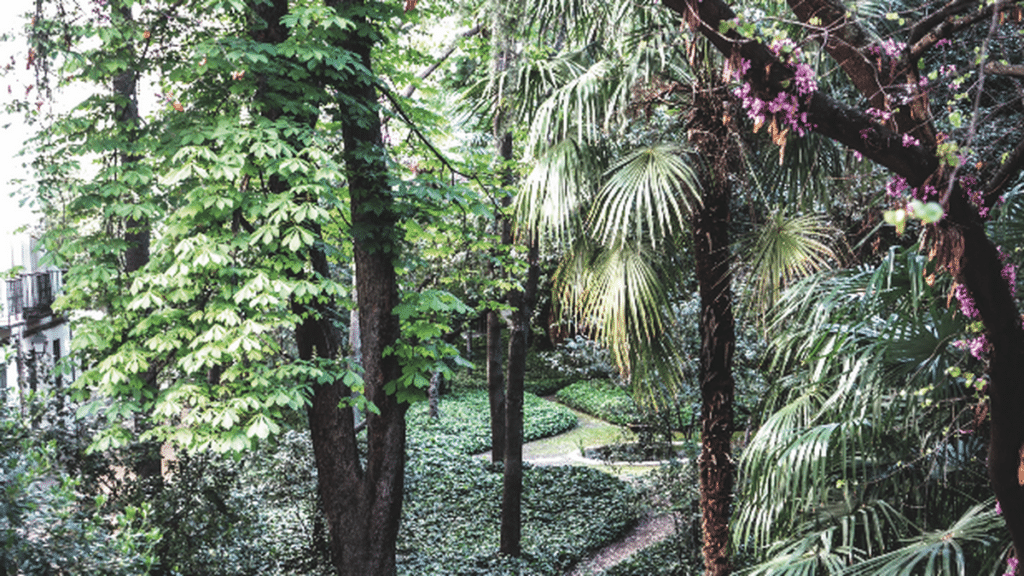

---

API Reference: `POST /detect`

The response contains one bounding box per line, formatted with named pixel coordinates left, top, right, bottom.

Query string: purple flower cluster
left=1006, top=556, right=1018, bottom=576
left=954, top=284, right=980, bottom=319
left=731, top=40, right=817, bottom=138
left=866, top=107, right=893, bottom=121
left=962, top=176, right=990, bottom=218
left=902, top=133, right=920, bottom=147
left=880, top=39, right=906, bottom=58
left=886, top=175, right=909, bottom=198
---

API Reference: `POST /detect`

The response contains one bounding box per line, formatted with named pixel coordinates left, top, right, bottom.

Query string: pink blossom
left=968, top=334, right=988, bottom=360
left=1003, top=263, right=1017, bottom=291
left=902, top=133, right=920, bottom=147
left=997, top=501, right=1004, bottom=515
left=793, top=63, right=818, bottom=95
left=880, top=39, right=906, bottom=57
left=936, top=38, right=951, bottom=47
left=866, top=107, right=892, bottom=121
left=886, top=175, right=909, bottom=198
left=954, top=284, right=980, bottom=319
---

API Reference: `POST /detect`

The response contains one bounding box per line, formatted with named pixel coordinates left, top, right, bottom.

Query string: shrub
left=555, top=380, right=642, bottom=426
left=0, top=397, right=159, bottom=576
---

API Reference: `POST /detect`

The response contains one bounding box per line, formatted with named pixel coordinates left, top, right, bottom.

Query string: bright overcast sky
left=1, top=0, right=43, bottom=239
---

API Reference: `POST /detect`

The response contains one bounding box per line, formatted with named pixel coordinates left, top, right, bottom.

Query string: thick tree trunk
left=688, top=71, right=737, bottom=576
left=322, top=2, right=406, bottom=575
left=500, top=241, right=540, bottom=557
left=243, top=1, right=405, bottom=574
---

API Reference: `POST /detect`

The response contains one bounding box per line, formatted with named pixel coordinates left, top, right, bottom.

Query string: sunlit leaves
left=590, top=144, right=701, bottom=249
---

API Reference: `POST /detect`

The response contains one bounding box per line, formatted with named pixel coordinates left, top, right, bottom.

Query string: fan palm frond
left=739, top=210, right=839, bottom=315
left=526, top=58, right=618, bottom=154
left=843, top=500, right=1005, bottom=576
left=515, top=137, right=607, bottom=243
left=589, top=143, right=701, bottom=249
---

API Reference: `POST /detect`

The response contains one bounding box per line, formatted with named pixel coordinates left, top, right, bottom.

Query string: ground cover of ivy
left=406, top=389, right=578, bottom=454
left=555, top=380, right=643, bottom=426
left=399, top=391, right=639, bottom=575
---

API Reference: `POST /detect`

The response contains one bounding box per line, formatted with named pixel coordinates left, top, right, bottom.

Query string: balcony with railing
left=5, top=270, right=63, bottom=323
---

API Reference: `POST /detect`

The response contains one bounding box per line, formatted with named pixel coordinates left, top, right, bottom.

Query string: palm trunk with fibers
left=688, top=70, right=737, bottom=576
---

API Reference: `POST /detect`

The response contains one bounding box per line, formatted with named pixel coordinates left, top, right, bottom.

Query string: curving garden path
left=485, top=403, right=682, bottom=576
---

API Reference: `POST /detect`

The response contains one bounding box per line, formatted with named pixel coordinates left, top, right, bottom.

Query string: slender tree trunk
left=688, top=70, right=737, bottom=576
left=109, top=0, right=161, bottom=489
left=500, top=240, right=539, bottom=556
left=487, top=307, right=506, bottom=462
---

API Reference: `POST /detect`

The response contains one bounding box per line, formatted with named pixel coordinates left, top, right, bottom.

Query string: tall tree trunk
left=110, top=0, right=160, bottom=488
left=244, top=1, right=405, bottom=574
left=487, top=0, right=516, bottom=461
left=320, top=2, right=406, bottom=574
left=688, top=69, right=737, bottom=576
left=500, top=241, right=540, bottom=556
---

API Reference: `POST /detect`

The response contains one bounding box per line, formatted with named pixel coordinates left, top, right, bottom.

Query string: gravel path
left=498, top=401, right=681, bottom=575
left=565, top=513, right=678, bottom=576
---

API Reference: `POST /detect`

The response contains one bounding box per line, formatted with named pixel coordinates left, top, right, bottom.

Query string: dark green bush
left=0, top=396, right=159, bottom=576
left=555, top=380, right=642, bottom=426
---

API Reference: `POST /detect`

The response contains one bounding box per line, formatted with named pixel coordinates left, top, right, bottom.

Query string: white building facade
left=1, top=233, right=72, bottom=407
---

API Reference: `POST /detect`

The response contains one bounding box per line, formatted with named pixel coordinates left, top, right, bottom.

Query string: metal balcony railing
left=5, top=270, right=62, bottom=321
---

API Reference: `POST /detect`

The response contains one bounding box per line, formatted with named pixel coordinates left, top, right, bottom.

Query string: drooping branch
left=402, top=23, right=483, bottom=98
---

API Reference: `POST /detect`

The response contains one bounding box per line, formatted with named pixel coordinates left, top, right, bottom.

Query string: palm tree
left=734, top=244, right=1009, bottom=575
left=508, top=7, right=844, bottom=572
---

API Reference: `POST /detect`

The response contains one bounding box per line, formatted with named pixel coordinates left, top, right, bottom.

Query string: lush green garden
left=3, top=0, right=1024, bottom=574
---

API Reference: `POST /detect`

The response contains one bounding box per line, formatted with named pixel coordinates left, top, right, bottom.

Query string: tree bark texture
left=487, top=0, right=516, bottom=462
left=322, top=2, right=407, bottom=574
left=687, top=72, right=737, bottom=576
left=661, top=0, right=1024, bottom=567
left=500, top=240, right=540, bottom=557
left=487, top=308, right=506, bottom=462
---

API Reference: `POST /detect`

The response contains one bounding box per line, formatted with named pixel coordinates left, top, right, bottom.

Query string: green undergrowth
left=400, top=391, right=639, bottom=575
left=407, top=390, right=578, bottom=454
left=555, top=380, right=642, bottom=426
